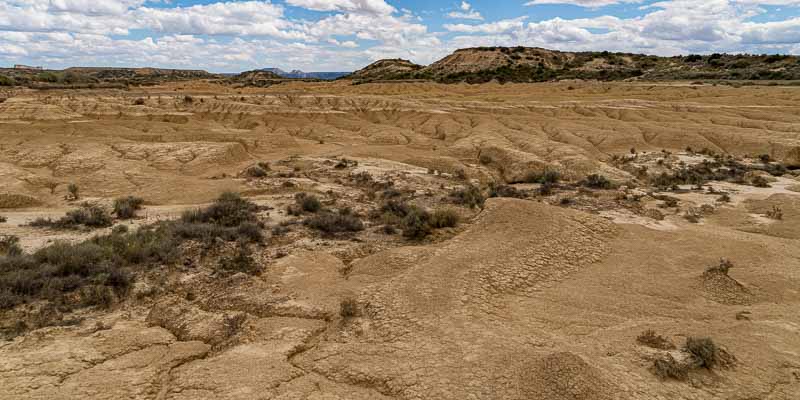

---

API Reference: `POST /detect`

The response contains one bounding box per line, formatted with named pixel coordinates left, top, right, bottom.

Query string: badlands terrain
left=0, top=79, right=799, bottom=399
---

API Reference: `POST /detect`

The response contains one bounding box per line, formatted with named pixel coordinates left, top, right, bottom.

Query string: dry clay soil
left=1, top=81, right=800, bottom=399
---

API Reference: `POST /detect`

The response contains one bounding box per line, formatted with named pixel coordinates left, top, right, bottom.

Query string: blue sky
left=1, top=0, right=800, bottom=72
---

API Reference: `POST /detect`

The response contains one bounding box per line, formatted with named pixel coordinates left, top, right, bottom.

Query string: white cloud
left=524, top=0, right=642, bottom=7
left=285, top=0, right=395, bottom=15
left=447, top=1, right=483, bottom=20
left=2, top=0, right=800, bottom=72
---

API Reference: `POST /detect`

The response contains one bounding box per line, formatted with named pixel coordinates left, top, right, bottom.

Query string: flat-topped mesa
left=346, top=58, right=424, bottom=80
left=347, top=46, right=800, bottom=83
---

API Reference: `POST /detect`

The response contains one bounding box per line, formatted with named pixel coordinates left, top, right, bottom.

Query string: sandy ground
left=1, top=81, right=799, bottom=399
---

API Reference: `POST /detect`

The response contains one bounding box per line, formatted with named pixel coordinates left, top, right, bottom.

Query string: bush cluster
left=581, top=174, right=613, bottom=189
left=0, top=225, right=176, bottom=311
left=303, top=209, right=364, bottom=234
left=113, top=196, right=145, bottom=219
left=30, top=204, right=113, bottom=230
left=449, top=185, right=485, bottom=209
left=1, top=192, right=266, bottom=317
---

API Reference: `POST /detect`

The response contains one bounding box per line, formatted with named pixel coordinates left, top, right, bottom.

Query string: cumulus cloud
left=1, top=0, right=800, bottom=72
left=447, top=1, right=483, bottom=20
left=285, top=0, right=395, bottom=15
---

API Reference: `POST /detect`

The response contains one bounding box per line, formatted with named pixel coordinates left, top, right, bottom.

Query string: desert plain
left=0, top=80, right=799, bottom=399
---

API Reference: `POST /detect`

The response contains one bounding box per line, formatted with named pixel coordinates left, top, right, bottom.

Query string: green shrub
left=401, top=207, right=433, bottom=239
left=449, top=185, right=485, bottom=209
left=295, top=193, right=322, bottom=213
left=488, top=183, right=525, bottom=199
left=113, top=196, right=145, bottom=219
left=430, top=209, right=459, bottom=228
left=0, top=235, right=22, bottom=257
left=30, top=204, right=113, bottom=230
left=304, top=211, right=364, bottom=233
left=0, top=224, right=178, bottom=311
left=181, top=192, right=260, bottom=227
left=581, top=174, right=612, bottom=189
left=524, top=169, right=561, bottom=184
left=0, top=75, right=15, bottom=86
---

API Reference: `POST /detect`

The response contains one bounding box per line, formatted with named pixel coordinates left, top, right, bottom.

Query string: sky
left=1, top=0, right=800, bottom=72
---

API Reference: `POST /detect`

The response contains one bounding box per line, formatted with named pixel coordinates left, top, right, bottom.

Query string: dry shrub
left=430, top=209, right=459, bottom=229
left=304, top=210, right=364, bottom=233
left=653, top=355, right=689, bottom=380
left=30, top=204, right=113, bottom=230
left=705, top=258, right=734, bottom=277
left=637, top=330, right=675, bottom=350
left=581, top=174, right=613, bottom=189
left=766, top=206, right=783, bottom=220
left=340, top=298, right=359, bottom=318
left=449, top=184, right=485, bottom=209
left=113, top=196, right=145, bottom=219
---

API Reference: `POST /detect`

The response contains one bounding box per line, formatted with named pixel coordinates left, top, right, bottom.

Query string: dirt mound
left=520, top=352, right=617, bottom=400
left=111, top=142, right=250, bottom=171
left=294, top=199, right=617, bottom=399
left=0, top=193, right=41, bottom=208
left=702, top=263, right=754, bottom=305
left=230, top=70, right=284, bottom=87
left=425, top=46, right=572, bottom=76
left=347, top=59, right=423, bottom=81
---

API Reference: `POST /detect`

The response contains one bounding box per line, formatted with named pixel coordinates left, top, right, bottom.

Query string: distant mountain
left=259, top=68, right=349, bottom=80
